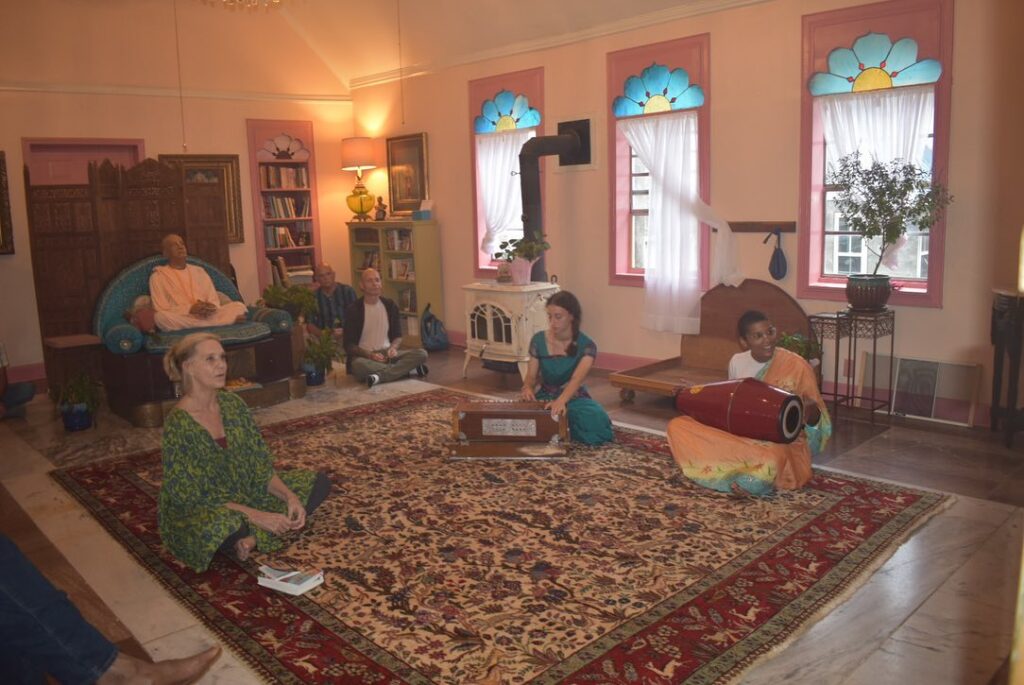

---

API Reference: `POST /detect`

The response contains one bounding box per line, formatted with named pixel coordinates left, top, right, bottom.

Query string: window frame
left=797, top=0, right=954, bottom=307
left=468, top=68, right=544, bottom=280
left=607, top=34, right=711, bottom=288
left=628, top=148, right=650, bottom=273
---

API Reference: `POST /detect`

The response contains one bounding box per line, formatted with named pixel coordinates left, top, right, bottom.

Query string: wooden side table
left=42, top=334, right=103, bottom=400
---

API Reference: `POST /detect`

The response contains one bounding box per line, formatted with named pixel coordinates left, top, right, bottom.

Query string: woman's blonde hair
left=163, top=332, right=222, bottom=393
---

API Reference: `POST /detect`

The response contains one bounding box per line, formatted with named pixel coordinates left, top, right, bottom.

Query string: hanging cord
left=396, top=0, right=405, bottom=125
left=172, top=0, right=188, bottom=151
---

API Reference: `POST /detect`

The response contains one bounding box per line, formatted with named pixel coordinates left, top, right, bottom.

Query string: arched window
left=468, top=69, right=544, bottom=278
left=798, top=0, right=953, bottom=307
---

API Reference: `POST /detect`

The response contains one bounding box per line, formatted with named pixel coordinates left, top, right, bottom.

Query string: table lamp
left=341, top=137, right=376, bottom=221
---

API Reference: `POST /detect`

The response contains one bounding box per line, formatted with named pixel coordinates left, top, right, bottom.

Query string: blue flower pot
left=305, top=367, right=326, bottom=386
left=60, top=403, right=93, bottom=432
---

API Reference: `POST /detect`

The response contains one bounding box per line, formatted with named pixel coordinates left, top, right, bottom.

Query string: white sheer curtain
left=619, top=111, right=734, bottom=334
left=819, top=84, right=934, bottom=166
left=476, top=128, right=536, bottom=258
left=820, top=85, right=934, bottom=269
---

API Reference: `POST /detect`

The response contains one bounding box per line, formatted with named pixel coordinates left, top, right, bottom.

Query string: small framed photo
left=0, top=152, right=13, bottom=255
left=159, top=154, right=245, bottom=244
left=386, top=133, right=429, bottom=215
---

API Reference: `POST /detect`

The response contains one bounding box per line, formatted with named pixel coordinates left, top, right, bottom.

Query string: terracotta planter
left=845, top=274, right=892, bottom=311
left=509, top=257, right=536, bottom=285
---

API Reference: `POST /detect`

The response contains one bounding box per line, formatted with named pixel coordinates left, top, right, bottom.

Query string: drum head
left=779, top=396, right=803, bottom=443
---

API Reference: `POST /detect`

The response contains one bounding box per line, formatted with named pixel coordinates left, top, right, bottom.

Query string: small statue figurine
left=374, top=196, right=388, bottom=221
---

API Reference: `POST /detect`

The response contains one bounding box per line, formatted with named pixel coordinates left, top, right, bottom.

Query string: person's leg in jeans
left=0, top=533, right=117, bottom=683
left=0, top=533, right=221, bottom=684
left=0, top=380, right=36, bottom=419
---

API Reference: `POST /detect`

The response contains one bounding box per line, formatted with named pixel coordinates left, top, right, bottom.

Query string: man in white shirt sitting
left=343, top=268, right=428, bottom=388
left=149, top=234, right=248, bottom=331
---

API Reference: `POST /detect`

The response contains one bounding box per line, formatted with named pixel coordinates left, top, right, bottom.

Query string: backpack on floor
left=420, top=304, right=450, bottom=351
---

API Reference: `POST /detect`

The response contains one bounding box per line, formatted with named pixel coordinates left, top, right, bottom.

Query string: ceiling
left=273, top=0, right=771, bottom=89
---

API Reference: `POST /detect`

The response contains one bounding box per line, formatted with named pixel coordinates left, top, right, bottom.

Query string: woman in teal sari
left=521, top=291, right=613, bottom=445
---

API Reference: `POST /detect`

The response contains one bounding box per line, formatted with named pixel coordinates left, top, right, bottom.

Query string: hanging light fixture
left=341, top=137, right=377, bottom=221
left=215, top=0, right=283, bottom=9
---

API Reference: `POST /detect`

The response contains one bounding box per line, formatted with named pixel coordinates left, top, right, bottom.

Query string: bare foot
left=99, top=644, right=221, bottom=684
left=234, top=535, right=256, bottom=561
left=234, top=314, right=247, bottom=324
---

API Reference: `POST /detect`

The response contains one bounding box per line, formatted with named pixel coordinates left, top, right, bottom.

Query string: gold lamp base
left=346, top=185, right=375, bottom=222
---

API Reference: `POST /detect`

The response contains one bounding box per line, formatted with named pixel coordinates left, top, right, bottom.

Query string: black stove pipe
left=519, top=131, right=581, bottom=282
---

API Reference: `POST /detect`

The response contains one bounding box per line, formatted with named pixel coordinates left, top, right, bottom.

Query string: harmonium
left=448, top=400, right=569, bottom=460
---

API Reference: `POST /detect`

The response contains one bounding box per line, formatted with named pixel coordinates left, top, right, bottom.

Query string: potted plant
left=776, top=331, right=821, bottom=362
left=492, top=233, right=551, bottom=285
left=829, top=152, right=952, bottom=310
left=303, top=329, right=342, bottom=386
left=57, top=372, right=101, bottom=432
left=261, top=283, right=317, bottom=322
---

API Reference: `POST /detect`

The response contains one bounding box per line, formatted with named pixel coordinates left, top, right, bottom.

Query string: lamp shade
left=341, top=137, right=376, bottom=172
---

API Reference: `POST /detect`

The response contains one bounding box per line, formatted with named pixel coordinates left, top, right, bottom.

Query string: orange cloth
left=149, top=265, right=247, bottom=331
left=667, top=348, right=830, bottom=494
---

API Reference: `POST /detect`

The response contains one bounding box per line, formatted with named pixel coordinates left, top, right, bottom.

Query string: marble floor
left=0, top=347, right=1020, bottom=684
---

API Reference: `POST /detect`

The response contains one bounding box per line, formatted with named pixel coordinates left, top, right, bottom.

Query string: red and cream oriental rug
left=52, top=389, right=949, bottom=684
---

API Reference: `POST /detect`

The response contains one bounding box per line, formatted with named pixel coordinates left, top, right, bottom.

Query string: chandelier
left=217, top=0, right=282, bottom=8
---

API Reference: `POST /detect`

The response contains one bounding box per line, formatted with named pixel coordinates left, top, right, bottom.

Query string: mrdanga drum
left=674, top=377, right=804, bottom=444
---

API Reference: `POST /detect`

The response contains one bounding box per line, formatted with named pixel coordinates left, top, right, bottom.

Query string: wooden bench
left=609, top=279, right=815, bottom=401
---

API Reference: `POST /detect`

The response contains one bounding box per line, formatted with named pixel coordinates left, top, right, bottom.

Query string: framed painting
left=159, top=154, right=245, bottom=243
left=386, top=133, right=429, bottom=215
left=0, top=152, right=13, bottom=254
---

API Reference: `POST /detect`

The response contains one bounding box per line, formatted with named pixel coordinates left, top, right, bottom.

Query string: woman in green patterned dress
left=159, top=333, right=330, bottom=572
left=520, top=291, right=613, bottom=445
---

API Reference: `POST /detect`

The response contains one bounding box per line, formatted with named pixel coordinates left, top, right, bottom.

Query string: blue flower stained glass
left=474, top=90, right=541, bottom=134
left=612, top=63, right=704, bottom=118
left=808, top=33, right=942, bottom=95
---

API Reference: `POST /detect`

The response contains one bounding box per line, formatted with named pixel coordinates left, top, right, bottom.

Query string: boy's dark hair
left=737, top=310, right=769, bottom=339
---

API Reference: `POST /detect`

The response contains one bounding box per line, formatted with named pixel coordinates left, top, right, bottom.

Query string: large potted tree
left=829, top=152, right=952, bottom=311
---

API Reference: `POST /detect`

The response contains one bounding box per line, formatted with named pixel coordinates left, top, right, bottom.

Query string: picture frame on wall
left=386, top=133, right=429, bottom=215
left=0, top=152, right=13, bottom=255
left=159, top=154, right=245, bottom=244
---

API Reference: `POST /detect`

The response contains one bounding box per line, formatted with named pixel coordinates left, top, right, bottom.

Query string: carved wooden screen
left=25, top=157, right=231, bottom=340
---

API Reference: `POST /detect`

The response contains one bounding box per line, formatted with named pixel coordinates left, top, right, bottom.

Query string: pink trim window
left=606, top=34, right=711, bottom=288
left=798, top=0, right=953, bottom=307
left=468, top=68, right=544, bottom=279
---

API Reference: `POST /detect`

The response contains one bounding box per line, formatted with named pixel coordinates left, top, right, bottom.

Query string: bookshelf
left=347, top=219, right=443, bottom=346
left=246, top=119, right=321, bottom=291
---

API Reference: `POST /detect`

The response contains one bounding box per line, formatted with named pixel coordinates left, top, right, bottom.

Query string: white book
left=257, top=565, right=324, bottom=596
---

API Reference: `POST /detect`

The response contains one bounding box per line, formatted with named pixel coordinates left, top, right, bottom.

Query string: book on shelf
left=385, top=229, right=412, bottom=251
left=257, top=565, right=323, bottom=596
left=389, top=257, right=414, bottom=281
left=287, top=265, right=315, bottom=285
left=260, top=165, right=309, bottom=190
left=361, top=249, right=380, bottom=270
left=277, top=226, right=296, bottom=247
left=398, top=288, right=417, bottom=313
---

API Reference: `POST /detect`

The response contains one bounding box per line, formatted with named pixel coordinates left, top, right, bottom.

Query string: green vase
left=845, top=274, right=892, bottom=311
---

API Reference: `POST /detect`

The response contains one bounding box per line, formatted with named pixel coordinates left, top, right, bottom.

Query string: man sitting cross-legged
left=149, top=234, right=248, bottom=331
left=343, top=268, right=428, bottom=388
left=305, top=262, right=357, bottom=344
